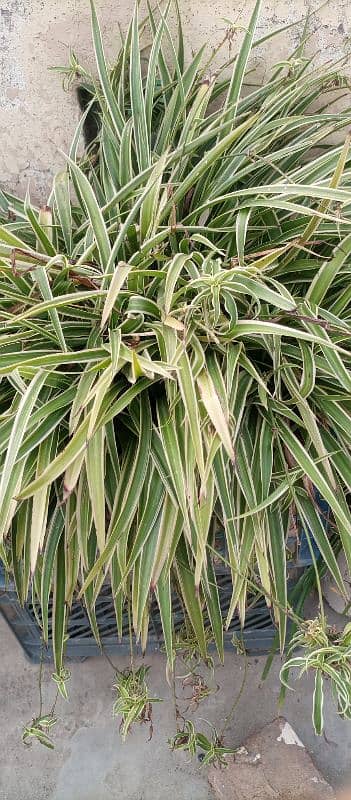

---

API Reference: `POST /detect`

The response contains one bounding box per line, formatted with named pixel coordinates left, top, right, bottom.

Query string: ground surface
left=1, top=608, right=351, bottom=800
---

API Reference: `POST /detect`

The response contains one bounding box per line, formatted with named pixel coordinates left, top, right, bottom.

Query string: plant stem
left=219, top=650, right=248, bottom=741
left=38, top=640, right=44, bottom=719
left=127, top=594, right=135, bottom=676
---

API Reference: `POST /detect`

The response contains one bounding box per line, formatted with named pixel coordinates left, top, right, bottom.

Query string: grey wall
left=1, top=0, right=350, bottom=202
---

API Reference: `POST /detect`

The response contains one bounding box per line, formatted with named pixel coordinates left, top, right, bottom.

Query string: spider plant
left=169, top=719, right=237, bottom=767
left=22, top=714, right=58, bottom=751
left=112, top=664, right=161, bottom=740
left=281, top=618, right=351, bottom=735
left=1, top=0, right=351, bottom=741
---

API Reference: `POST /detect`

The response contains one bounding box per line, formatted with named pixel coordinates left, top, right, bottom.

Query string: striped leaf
left=0, top=371, right=46, bottom=539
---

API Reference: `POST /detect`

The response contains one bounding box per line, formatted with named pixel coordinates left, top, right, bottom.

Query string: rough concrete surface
left=208, top=717, right=334, bottom=800
left=1, top=610, right=351, bottom=800
left=1, top=0, right=351, bottom=202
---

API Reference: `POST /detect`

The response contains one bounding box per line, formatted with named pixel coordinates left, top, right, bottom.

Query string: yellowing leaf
left=101, top=263, right=132, bottom=329
left=197, top=369, right=235, bottom=462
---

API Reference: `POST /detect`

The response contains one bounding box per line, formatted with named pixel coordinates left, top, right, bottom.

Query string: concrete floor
left=1, top=609, right=351, bottom=800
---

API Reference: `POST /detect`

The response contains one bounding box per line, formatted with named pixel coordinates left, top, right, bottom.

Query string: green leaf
left=294, top=490, right=345, bottom=597
left=24, top=193, right=56, bottom=257
left=229, top=274, right=295, bottom=311
left=76, top=468, right=93, bottom=570
left=235, top=207, right=251, bottom=266
left=287, top=131, right=351, bottom=270
left=121, top=467, right=164, bottom=586
left=232, top=320, right=349, bottom=352
left=0, top=371, right=46, bottom=539
left=151, top=495, right=183, bottom=587
left=54, top=170, right=72, bottom=253
left=259, top=419, right=273, bottom=501
left=222, top=0, right=262, bottom=130
left=307, top=233, right=351, bottom=306
left=163, top=253, right=192, bottom=316
left=135, top=510, right=160, bottom=636
left=89, top=0, right=124, bottom=138
left=140, top=152, right=168, bottom=241
left=156, top=397, right=190, bottom=536
left=203, top=556, right=224, bottom=662
left=175, top=539, right=207, bottom=659
left=52, top=528, right=66, bottom=675
left=119, top=119, right=133, bottom=187
left=30, top=431, right=58, bottom=573
left=144, top=5, right=170, bottom=135
left=130, top=4, right=150, bottom=171
left=41, top=506, right=65, bottom=642
left=86, top=426, right=106, bottom=553
left=279, top=421, right=351, bottom=535
left=67, top=158, right=111, bottom=271
left=19, top=416, right=90, bottom=500
left=313, top=670, right=324, bottom=736
left=101, top=263, right=132, bottom=328
left=267, top=507, right=287, bottom=653
left=79, top=396, right=152, bottom=596
left=298, top=341, right=316, bottom=399
left=30, top=260, right=67, bottom=352
left=197, top=368, right=235, bottom=461
left=156, top=568, right=174, bottom=667
left=161, top=111, right=260, bottom=219
left=177, top=349, right=205, bottom=482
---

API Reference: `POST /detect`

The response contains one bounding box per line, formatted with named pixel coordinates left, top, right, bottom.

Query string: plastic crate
left=1, top=503, right=323, bottom=665
left=0, top=564, right=278, bottom=663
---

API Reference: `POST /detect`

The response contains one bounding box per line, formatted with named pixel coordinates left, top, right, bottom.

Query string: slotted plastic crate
left=0, top=505, right=322, bottom=664
left=0, top=564, right=278, bottom=662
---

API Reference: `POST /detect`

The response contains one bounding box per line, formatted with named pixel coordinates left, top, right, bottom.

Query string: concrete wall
left=1, top=0, right=350, bottom=203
